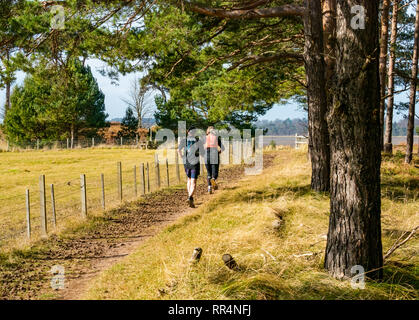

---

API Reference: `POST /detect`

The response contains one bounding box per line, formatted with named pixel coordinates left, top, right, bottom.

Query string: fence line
left=2, top=136, right=153, bottom=152
left=0, top=150, right=191, bottom=244
left=0, top=144, right=263, bottom=245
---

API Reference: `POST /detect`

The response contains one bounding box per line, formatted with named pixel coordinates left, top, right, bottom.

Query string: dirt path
left=0, top=154, right=275, bottom=300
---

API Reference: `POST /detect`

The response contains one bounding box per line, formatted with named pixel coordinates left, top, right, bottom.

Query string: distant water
left=263, top=136, right=416, bottom=148
left=263, top=136, right=301, bottom=147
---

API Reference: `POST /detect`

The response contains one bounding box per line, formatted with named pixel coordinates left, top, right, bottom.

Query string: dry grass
left=0, top=147, right=184, bottom=250
left=83, top=148, right=418, bottom=300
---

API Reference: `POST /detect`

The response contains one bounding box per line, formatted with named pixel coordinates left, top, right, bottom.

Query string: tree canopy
left=3, top=58, right=107, bottom=143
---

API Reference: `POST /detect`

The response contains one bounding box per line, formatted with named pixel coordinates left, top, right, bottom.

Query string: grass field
left=0, top=147, right=183, bottom=248
left=83, top=149, right=419, bottom=300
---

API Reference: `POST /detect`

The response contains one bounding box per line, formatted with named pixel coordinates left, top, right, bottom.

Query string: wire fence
left=0, top=138, right=285, bottom=247
left=1, top=136, right=154, bottom=152
left=0, top=152, right=193, bottom=246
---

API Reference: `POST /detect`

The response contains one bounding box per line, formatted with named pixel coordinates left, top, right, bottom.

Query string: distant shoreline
left=263, top=136, right=417, bottom=147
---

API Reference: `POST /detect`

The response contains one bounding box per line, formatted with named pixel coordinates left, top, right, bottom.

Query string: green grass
left=0, top=147, right=181, bottom=249
left=83, top=149, right=418, bottom=300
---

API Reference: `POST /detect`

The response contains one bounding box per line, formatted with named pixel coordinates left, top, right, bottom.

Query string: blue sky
left=0, top=58, right=410, bottom=122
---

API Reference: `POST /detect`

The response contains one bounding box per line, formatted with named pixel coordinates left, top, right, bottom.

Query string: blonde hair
left=206, top=126, right=214, bottom=135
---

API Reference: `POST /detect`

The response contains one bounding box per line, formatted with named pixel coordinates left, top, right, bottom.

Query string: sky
left=0, top=58, right=411, bottom=122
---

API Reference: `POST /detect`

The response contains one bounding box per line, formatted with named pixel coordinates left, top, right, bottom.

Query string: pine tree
left=3, top=59, right=107, bottom=143
left=119, top=107, right=138, bottom=139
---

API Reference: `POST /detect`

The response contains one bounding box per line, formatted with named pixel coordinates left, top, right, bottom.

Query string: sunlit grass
left=84, top=149, right=418, bottom=300
left=0, top=147, right=185, bottom=250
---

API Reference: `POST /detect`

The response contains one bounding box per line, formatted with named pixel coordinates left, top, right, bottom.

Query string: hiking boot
left=208, top=186, right=212, bottom=194
left=188, top=197, right=195, bottom=208
left=211, top=179, right=218, bottom=190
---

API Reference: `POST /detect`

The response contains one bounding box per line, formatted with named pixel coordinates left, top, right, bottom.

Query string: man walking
left=178, top=127, right=203, bottom=208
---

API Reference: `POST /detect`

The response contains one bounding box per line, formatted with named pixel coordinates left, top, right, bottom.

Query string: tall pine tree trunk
left=325, top=0, right=383, bottom=279
left=405, top=0, right=419, bottom=164
left=5, top=82, right=10, bottom=113
left=70, top=124, right=75, bottom=149
left=323, top=0, right=337, bottom=79
left=305, top=0, right=330, bottom=192
left=4, top=50, right=11, bottom=116
left=379, top=0, right=391, bottom=151
left=384, top=0, right=399, bottom=154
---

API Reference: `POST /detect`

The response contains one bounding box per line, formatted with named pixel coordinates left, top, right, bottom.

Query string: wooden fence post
left=141, top=163, right=145, bottom=195
left=37, top=139, right=40, bottom=150
left=92, top=137, right=95, bottom=148
left=155, top=156, right=161, bottom=189
left=117, top=162, right=123, bottom=202
left=51, top=184, right=56, bottom=228
left=66, top=138, right=69, bottom=149
left=166, top=158, right=170, bottom=187
left=176, top=151, right=180, bottom=183
left=26, top=189, right=31, bottom=239
left=120, top=137, right=123, bottom=146
left=101, top=173, right=105, bottom=210
left=80, top=174, right=87, bottom=218
left=133, top=165, right=138, bottom=197
left=146, top=162, right=150, bottom=193
left=39, top=175, right=47, bottom=236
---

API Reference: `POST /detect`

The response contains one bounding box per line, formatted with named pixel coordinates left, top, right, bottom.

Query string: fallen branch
left=384, top=225, right=419, bottom=261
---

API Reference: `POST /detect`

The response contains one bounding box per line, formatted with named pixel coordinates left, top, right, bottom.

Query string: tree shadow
left=208, top=265, right=418, bottom=300
left=234, top=184, right=323, bottom=204
left=382, top=261, right=418, bottom=289
left=381, top=175, right=419, bottom=202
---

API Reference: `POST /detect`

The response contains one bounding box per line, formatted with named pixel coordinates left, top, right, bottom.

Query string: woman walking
left=178, top=127, right=203, bottom=208
left=205, top=126, right=224, bottom=194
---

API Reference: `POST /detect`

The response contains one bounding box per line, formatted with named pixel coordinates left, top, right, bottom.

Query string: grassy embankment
left=84, top=148, right=418, bottom=300
left=0, top=147, right=180, bottom=249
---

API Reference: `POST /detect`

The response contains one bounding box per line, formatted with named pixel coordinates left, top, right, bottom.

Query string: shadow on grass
left=208, top=264, right=418, bottom=300
left=231, top=184, right=327, bottom=204
left=382, top=261, right=419, bottom=290
left=381, top=176, right=419, bottom=202
left=381, top=151, right=419, bottom=202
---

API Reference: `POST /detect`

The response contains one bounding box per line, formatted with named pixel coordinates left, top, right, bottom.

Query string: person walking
left=204, top=126, right=224, bottom=194
left=178, top=127, right=203, bottom=208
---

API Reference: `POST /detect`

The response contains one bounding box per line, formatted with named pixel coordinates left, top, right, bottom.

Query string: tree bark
left=384, top=0, right=399, bottom=154
left=5, top=81, right=11, bottom=113
left=405, top=0, right=419, bottom=164
left=325, top=0, right=383, bottom=279
left=379, top=0, right=391, bottom=151
left=70, top=124, right=74, bottom=149
left=304, top=0, right=330, bottom=192
left=322, top=0, right=337, bottom=82
left=4, top=50, right=11, bottom=116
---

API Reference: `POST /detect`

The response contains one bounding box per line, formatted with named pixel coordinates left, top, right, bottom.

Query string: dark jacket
left=179, top=136, right=204, bottom=170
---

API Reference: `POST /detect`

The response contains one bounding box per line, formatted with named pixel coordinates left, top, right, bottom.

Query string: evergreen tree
left=3, top=58, right=108, bottom=143
left=119, top=107, right=138, bottom=139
